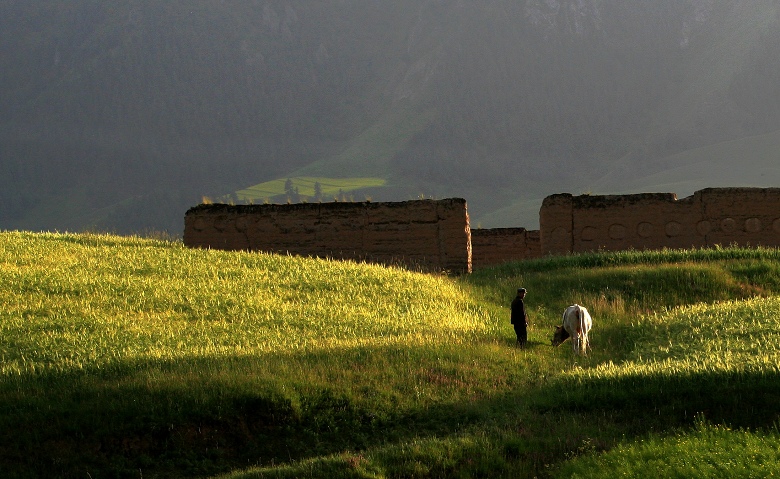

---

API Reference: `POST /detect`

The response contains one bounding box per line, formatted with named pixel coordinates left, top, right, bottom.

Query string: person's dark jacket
left=510, top=296, right=528, bottom=326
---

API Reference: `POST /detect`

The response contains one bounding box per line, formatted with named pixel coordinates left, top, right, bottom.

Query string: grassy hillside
left=3, top=232, right=780, bottom=477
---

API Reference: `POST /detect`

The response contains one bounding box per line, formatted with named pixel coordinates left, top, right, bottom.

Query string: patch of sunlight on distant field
left=235, top=176, right=386, bottom=202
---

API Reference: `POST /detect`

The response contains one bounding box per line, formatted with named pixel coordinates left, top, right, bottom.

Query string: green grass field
left=3, top=232, right=780, bottom=478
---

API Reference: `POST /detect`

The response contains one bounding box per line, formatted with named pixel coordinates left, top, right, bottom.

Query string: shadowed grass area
left=3, top=232, right=780, bottom=478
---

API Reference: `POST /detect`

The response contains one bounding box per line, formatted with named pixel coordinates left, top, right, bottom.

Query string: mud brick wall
left=568, top=192, right=701, bottom=254
left=184, top=198, right=472, bottom=273
left=698, top=188, right=780, bottom=247
left=184, top=187, right=780, bottom=270
left=540, top=187, right=780, bottom=255
left=471, top=228, right=541, bottom=268
left=539, top=193, right=574, bottom=256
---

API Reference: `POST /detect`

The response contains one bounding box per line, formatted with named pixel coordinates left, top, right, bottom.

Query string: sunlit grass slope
left=0, top=231, right=505, bottom=478
left=1, top=231, right=491, bottom=374
left=4, top=232, right=780, bottom=478
left=549, top=296, right=780, bottom=478
left=223, top=248, right=780, bottom=479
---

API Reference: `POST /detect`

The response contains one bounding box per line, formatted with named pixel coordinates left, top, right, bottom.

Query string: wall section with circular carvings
left=720, top=218, right=736, bottom=233
left=745, top=218, right=762, bottom=233
left=581, top=226, right=597, bottom=241
left=609, top=224, right=626, bottom=239
left=637, top=222, right=654, bottom=238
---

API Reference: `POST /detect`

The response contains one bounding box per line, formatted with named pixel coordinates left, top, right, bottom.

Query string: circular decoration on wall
left=696, top=220, right=712, bottom=236
left=665, top=222, right=681, bottom=237
left=193, top=218, right=207, bottom=231
left=214, top=218, right=228, bottom=232
left=609, top=224, right=627, bottom=239
left=581, top=226, right=597, bottom=241
left=745, top=218, right=762, bottom=233
left=637, top=222, right=654, bottom=238
left=720, top=218, right=736, bottom=233
left=774, top=219, right=780, bottom=233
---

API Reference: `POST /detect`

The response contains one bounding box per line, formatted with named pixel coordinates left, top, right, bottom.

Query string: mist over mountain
left=2, top=0, right=780, bottom=234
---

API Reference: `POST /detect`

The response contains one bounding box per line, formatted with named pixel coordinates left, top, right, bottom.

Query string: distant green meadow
left=3, top=231, right=780, bottom=478
left=233, top=177, right=386, bottom=203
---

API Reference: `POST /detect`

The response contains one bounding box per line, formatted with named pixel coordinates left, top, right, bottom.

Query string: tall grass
left=0, top=231, right=512, bottom=477
left=553, top=421, right=780, bottom=479
left=541, top=292, right=780, bottom=477
left=3, top=232, right=780, bottom=478
left=488, top=246, right=780, bottom=273
left=1, top=231, right=492, bottom=376
left=536, top=295, right=780, bottom=420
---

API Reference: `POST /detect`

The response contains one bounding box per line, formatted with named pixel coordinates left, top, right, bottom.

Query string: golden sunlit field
left=3, top=231, right=780, bottom=478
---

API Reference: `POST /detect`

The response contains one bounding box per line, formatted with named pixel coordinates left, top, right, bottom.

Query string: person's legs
left=514, top=324, right=526, bottom=348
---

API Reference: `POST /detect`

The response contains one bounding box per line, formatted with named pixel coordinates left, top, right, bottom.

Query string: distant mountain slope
left=1, top=1, right=779, bottom=234
left=639, top=0, right=780, bottom=158
left=592, top=128, right=780, bottom=198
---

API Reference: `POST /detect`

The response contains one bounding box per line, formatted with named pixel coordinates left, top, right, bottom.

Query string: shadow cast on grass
left=3, top=344, right=780, bottom=479
left=531, top=367, right=780, bottom=432
left=0, top=344, right=536, bottom=478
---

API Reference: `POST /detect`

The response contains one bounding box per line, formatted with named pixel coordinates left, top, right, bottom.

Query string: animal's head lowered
left=551, top=325, right=570, bottom=347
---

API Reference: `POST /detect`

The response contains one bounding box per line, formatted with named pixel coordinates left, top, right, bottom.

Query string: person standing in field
left=511, top=288, right=529, bottom=348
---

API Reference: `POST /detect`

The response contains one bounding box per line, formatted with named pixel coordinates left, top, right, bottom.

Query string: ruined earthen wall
left=184, top=187, right=780, bottom=272
left=540, top=188, right=780, bottom=255
left=471, top=228, right=541, bottom=268
left=698, top=188, right=780, bottom=247
left=570, top=192, right=701, bottom=253
left=184, top=198, right=472, bottom=273
left=539, top=194, right=573, bottom=256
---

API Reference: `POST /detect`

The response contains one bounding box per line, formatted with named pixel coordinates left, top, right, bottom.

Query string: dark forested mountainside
left=2, top=0, right=780, bottom=234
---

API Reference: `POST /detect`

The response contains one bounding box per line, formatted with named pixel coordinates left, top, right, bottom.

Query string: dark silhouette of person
left=510, top=288, right=528, bottom=348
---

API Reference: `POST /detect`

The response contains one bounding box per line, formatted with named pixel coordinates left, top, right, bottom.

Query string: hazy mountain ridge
left=2, top=1, right=779, bottom=234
